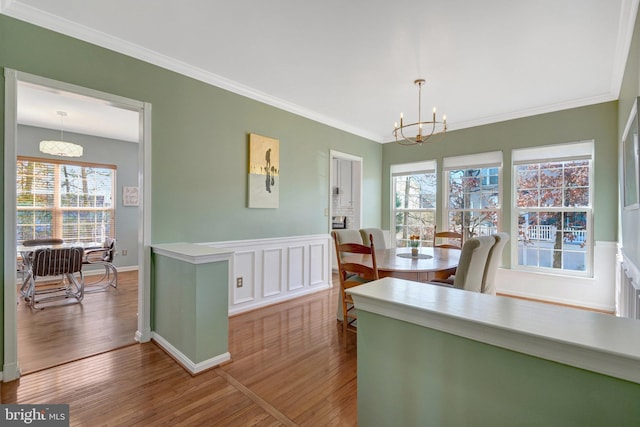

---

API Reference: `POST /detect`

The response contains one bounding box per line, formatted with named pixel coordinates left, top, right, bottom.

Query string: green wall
left=357, top=311, right=640, bottom=426
left=0, top=15, right=381, bottom=371
left=153, top=253, right=229, bottom=363
left=382, top=101, right=619, bottom=264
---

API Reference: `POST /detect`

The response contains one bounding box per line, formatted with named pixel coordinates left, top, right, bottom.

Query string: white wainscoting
left=618, top=248, right=640, bottom=319
left=199, top=234, right=332, bottom=315
left=497, top=241, right=618, bottom=312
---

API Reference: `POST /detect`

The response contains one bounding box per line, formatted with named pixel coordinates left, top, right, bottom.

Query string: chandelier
left=39, top=111, right=83, bottom=157
left=393, top=79, right=447, bottom=146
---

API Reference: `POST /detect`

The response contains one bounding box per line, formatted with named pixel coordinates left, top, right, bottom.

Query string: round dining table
left=342, top=246, right=461, bottom=282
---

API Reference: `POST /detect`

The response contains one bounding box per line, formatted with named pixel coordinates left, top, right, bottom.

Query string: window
left=444, top=152, right=502, bottom=240
left=512, top=141, right=593, bottom=275
left=17, top=157, right=116, bottom=244
left=391, top=160, right=437, bottom=247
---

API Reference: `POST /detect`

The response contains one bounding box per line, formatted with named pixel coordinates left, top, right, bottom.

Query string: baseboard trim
left=229, top=283, right=331, bottom=316
left=1, top=361, right=20, bottom=382
left=152, top=333, right=231, bottom=375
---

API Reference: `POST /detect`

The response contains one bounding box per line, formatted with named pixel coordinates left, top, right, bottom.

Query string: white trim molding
left=498, top=241, right=618, bottom=312
left=199, top=234, right=332, bottom=315
left=0, top=1, right=380, bottom=142
left=152, top=333, right=231, bottom=375
left=618, top=247, right=640, bottom=318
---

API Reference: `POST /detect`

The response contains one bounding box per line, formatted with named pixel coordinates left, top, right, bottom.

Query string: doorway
left=3, top=69, right=152, bottom=381
left=329, top=150, right=363, bottom=269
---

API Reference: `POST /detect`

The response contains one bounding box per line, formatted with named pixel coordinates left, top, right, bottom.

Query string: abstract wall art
left=248, top=133, right=280, bottom=208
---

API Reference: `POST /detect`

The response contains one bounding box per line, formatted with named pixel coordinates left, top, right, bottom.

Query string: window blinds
left=512, top=140, right=594, bottom=165
left=443, top=151, right=503, bottom=170
left=391, top=159, right=437, bottom=176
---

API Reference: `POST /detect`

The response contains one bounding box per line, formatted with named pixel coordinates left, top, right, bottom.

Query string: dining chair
left=333, top=229, right=363, bottom=246
left=481, top=232, right=510, bottom=295
left=83, top=238, right=118, bottom=292
left=433, top=226, right=464, bottom=249
left=19, top=238, right=66, bottom=296
left=359, top=228, right=387, bottom=250
left=332, top=229, right=365, bottom=321
left=427, top=235, right=496, bottom=293
left=333, top=232, right=379, bottom=346
left=22, top=246, right=85, bottom=309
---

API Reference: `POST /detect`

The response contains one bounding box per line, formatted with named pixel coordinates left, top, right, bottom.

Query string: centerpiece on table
left=409, top=234, right=420, bottom=257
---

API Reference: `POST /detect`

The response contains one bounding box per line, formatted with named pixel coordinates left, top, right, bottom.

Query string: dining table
left=336, top=246, right=461, bottom=320
left=341, top=246, right=461, bottom=282
left=17, top=241, right=101, bottom=291
left=18, top=241, right=102, bottom=261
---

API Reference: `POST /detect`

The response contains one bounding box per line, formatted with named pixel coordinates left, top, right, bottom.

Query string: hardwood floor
left=16, top=270, right=139, bottom=374
left=2, top=279, right=358, bottom=426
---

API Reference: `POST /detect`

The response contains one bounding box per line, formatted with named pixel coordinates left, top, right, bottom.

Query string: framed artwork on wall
left=248, top=133, right=279, bottom=208
left=123, top=186, right=139, bottom=207
left=623, top=97, right=639, bottom=210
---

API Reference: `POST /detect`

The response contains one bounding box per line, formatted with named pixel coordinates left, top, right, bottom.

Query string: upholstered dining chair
left=427, top=235, right=496, bottom=293
left=333, top=232, right=379, bottom=346
left=433, top=226, right=464, bottom=249
left=481, top=232, right=510, bottom=295
left=333, top=229, right=363, bottom=246
left=359, top=228, right=387, bottom=250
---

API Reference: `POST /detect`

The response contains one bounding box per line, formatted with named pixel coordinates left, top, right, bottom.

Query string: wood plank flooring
left=16, top=270, right=139, bottom=374
left=2, top=278, right=358, bottom=426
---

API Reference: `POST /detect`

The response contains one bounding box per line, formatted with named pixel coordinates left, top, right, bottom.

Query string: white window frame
left=443, top=151, right=503, bottom=239
left=511, top=140, right=594, bottom=277
left=390, top=160, right=437, bottom=248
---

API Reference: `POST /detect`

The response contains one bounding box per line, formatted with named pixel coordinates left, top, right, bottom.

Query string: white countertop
left=348, top=277, right=640, bottom=384
left=152, top=243, right=233, bottom=264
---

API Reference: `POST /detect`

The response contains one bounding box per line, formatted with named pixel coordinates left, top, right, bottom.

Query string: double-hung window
left=443, top=151, right=502, bottom=239
left=512, top=141, right=593, bottom=276
left=17, top=157, right=116, bottom=244
left=391, top=160, right=437, bottom=247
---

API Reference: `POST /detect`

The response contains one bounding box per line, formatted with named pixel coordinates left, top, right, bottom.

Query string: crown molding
left=1, top=1, right=383, bottom=143
left=4, top=0, right=638, bottom=145
left=383, top=92, right=618, bottom=143
left=610, top=0, right=640, bottom=98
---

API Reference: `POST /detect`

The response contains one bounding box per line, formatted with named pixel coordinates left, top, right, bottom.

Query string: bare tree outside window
left=393, top=172, right=437, bottom=247
left=514, top=159, right=591, bottom=273
left=446, top=167, right=501, bottom=240
left=17, top=158, right=115, bottom=244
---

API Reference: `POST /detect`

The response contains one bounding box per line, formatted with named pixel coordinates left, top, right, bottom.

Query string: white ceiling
left=17, top=81, right=141, bottom=142
left=3, top=0, right=639, bottom=143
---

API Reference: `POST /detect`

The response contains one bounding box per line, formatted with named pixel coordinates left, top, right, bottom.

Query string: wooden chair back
left=433, top=226, right=464, bottom=249
left=332, top=232, right=379, bottom=346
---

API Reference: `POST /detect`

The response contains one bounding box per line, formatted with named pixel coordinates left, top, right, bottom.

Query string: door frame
left=329, top=149, right=363, bottom=232
left=3, top=69, right=152, bottom=381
